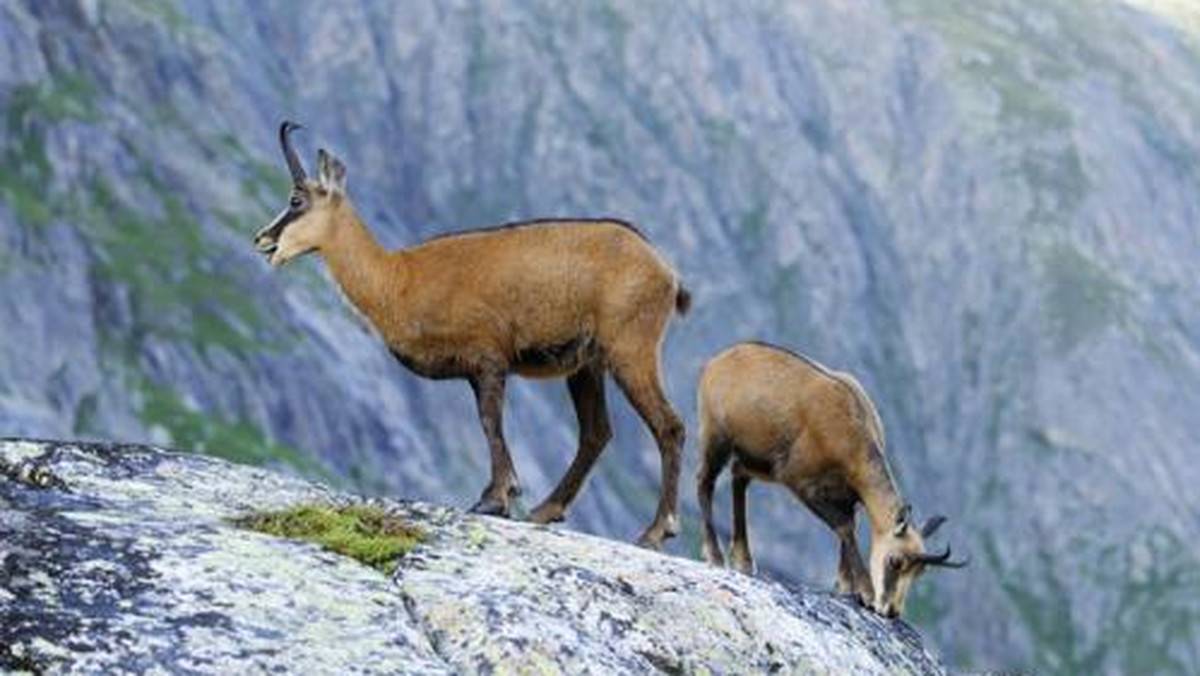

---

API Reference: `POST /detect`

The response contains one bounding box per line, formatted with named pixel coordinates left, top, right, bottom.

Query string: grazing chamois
left=253, top=122, right=689, bottom=548
left=696, top=341, right=966, bottom=617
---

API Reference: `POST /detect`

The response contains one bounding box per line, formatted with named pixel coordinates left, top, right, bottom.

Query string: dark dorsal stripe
left=423, top=217, right=648, bottom=244
left=743, top=340, right=835, bottom=377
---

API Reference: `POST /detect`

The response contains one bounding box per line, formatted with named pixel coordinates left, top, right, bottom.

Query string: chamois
left=696, top=341, right=966, bottom=617
left=253, top=122, right=688, bottom=548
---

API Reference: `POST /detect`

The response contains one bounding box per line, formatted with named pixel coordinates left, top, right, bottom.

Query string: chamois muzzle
left=254, top=225, right=280, bottom=255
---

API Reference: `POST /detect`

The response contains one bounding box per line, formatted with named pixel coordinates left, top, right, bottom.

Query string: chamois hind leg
left=610, top=348, right=685, bottom=550
left=697, top=430, right=733, bottom=567
left=729, top=460, right=755, bottom=574
left=530, top=362, right=612, bottom=524
left=468, top=369, right=520, bottom=517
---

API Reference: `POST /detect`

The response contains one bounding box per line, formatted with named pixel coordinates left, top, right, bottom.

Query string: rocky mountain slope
left=0, top=439, right=949, bottom=674
left=2, top=1, right=1199, bottom=673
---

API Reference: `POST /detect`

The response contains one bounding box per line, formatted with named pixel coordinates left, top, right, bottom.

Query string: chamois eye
left=290, top=195, right=304, bottom=209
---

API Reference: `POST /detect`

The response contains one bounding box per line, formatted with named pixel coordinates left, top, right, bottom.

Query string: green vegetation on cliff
left=234, top=503, right=424, bottom=574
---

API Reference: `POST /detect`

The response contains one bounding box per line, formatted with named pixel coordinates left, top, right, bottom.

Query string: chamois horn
left=920, top=514, right=948, bottom=538
left=915, top=545, right=969, bottom=568
left=279, top=120, right=307, bottom=185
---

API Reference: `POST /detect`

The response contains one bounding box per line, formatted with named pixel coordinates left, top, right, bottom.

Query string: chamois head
left=869, top=506, right=967, bottom=618
left=254, top=121, right=349, bottom=267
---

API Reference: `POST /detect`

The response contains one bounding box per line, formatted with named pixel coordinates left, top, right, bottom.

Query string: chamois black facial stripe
left=882, top=561, right=899, bottom=598
left=266, top=207, right=303, bottom=239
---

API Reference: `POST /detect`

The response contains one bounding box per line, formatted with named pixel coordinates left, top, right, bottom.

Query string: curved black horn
left=916, top=545, right=969, bottom=568
left=920, top=515, right=948, bottom=539
left=279, top=120, right=307, bottom=185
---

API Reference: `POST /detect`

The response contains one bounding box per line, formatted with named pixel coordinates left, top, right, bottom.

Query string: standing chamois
left=696, top=341, right=966, bottom=617
left=254, top=122, right=688, bottom=548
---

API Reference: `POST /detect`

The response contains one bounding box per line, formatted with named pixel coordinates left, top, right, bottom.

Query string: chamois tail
left=675, top=284, right=692, bottom=315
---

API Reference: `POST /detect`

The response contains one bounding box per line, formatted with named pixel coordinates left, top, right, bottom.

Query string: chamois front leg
left=835, top=523, right=873, bottom=606
left=808, top=499, right=873, bottom=606
left=468, top=369, right=520, bottom=517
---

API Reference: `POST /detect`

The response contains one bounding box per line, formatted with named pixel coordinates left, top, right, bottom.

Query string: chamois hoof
left=528, top=502, right=566, bottom=525
left=730, top=551, right=756, bottom=576
left=701, top=543, right=725, bottom=568
left=636, top=526, right=676, bottom=551
left=840, top=592, right=868, bottom=608
left=468, top=496, right=511, bottom=517
left=636, top=513, right=680, bottom=550
left=636, top=532, right=664, bottom=550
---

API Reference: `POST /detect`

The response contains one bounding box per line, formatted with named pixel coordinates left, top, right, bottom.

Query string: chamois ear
left=317, top=148, right=347, bottom=196
left=920, top=515, right=948, bottom=539
left=893, top=504, right=913, bottom=537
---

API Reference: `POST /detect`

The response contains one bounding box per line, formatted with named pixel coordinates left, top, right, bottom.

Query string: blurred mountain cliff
left=2, top=1, right=1199, bottom=672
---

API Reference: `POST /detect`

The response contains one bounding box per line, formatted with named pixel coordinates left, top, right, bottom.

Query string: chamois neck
left=857, top=447, right=906, bottom=535
left=319, top=202, right=398, bottom=319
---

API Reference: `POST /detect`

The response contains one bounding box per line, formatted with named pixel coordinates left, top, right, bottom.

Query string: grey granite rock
left=0, top=439, right=946, bottom=675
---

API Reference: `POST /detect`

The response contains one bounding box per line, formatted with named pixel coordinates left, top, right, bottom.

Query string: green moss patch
left=233, top=504, right=424, bottom=575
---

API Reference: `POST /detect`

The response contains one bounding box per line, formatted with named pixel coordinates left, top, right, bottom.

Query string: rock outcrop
left=0, top=439, right=946, bottom=674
